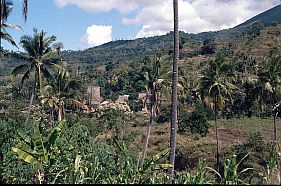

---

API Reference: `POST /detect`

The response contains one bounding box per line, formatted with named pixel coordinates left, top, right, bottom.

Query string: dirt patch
left=207, top=127, right=248, bottom=142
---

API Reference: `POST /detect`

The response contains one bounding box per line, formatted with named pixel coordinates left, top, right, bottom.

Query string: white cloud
left=54, top=0, right=141, bottom=14
left=123, top=0, right=280, bottom=38
left=81, top=25, right=112, bottom=47
left=54, top=0, right=280, bottom=38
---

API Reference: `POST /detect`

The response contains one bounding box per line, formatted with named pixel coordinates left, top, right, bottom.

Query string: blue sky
left=2, top=0, right=280, bottom=51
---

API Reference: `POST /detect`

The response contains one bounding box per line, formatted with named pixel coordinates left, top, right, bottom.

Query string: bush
left=178, top=110, right=209, bottom=137
left=0, top=119, right=37, bottom=184
left=155, top=106, right=171, bottom=124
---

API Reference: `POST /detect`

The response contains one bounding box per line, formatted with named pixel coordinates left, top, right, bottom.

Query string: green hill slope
left=61, top=5, right=281, bottom=66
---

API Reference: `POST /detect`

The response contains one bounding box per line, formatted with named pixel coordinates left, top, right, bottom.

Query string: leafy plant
left=218, top=153, right=253, bottom=185
left=173, top=159, right=215, bottom=184
left=262, top=141, right=280, bottom=184
left=106, top=139, right=172, bottom=184
left=11, top=120, right=66, bottom=183
left=178, top=110, right=209, bottom=137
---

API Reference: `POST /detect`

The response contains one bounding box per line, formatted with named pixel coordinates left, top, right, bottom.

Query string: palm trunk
left=58, top=104, right=62, bottom=123
left=37, top=66, right=43, bottom=95
left=25, top=70, right=39, bottom=126
left=25, top=88, right=34, bottom=126
left=168, top=0, right=179, bottom=177
left=214, top=98, right=220, bottom=173
left=140, top=101, right=154, bottom=166
left=58, top=99, right=65, bottom=123
left=0, top=0, right=2, bottom=59
left=274, top=114, right=277, bottom=141
left=50, top=108, right=54, bottom=128
left=273, top=90, right=277, bottom=141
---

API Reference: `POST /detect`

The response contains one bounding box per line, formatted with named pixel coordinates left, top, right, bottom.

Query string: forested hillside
left=1, top=3, right=281, bottom=184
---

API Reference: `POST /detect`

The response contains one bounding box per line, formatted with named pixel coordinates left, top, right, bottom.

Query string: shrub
left=194, top=104, right=215, bottom=120
left=155, top=106, right=171, bottom=124
left=178, top=110, right=209, bottom=137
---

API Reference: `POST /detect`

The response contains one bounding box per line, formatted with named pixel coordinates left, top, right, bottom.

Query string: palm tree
left=40, top=85, right=59, bottom=128
left=11, top=29, right=64, bottom=126
left=43, top=69, right=80, bottom=123
left=0, top=1, right=22, bottom=56
left=0, top=0, right=28, bottom=21
left=139, top=56, right=170, bottom=167
left=197, top=58, right=237, bottom=172
left=168, top=0, right=179, bottom=176
left=258, top=57, right=281, bottom=141
left=0, top=0, right=28, bottom=56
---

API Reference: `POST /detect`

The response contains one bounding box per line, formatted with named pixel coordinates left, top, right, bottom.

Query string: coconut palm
left=0, top=0, right=22, bottom=56
left=11, top=29, right=64, bottom=125
left=43, top=69, right=81, bottom=123
left=40, top=85, right=59, bottom=128
left=168, top=0, right=179, bottom=176
left=0, top=0, right=28, bottom=21
left=0, top=0, right=28, bottom=56
left=257, top=57, right=281, bottom=141
left=197, top=58, right=237, bottom=172
left=139, top=56, right=170, bottom=167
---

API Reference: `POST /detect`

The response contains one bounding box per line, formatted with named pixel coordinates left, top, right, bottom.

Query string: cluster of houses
left=72, top=85, right=150, bottom=114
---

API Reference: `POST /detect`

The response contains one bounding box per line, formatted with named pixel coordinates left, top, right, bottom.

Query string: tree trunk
left=25, top=70, right=39, bottom=126
left=273, top=90, right=277, bottom=141
left=58, top=104, right=62, bottom=123
left=274, top=114, right=277, bottom=141
left=140, top=101, right=154, bottom=166
left=214, top=98, right=220, bottom=173
left=168, top=0, right=179, bottom=177
left=25, top=88, right=34, bottom=126
left=58, top=99, right=65, bottom=123
left=0, top=0, right=2, bottom=59
left=50, top=108, right=54, bottom=128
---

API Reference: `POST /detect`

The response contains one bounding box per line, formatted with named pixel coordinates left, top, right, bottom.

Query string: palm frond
left=2, top=23, right=22, bottom=30
left=11, top=63, right=30, bottom=76
left=1, top=32, right=18, bottom=48
left=23, top=0, right=28, bottom=21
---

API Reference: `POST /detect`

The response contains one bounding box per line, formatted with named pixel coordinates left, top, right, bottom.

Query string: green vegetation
left=0, top=2, right=281, bottom=184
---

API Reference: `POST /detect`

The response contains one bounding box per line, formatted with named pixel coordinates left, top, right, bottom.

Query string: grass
left=125, top=115, right=281, bottom=173
left=218, top=116, right=281, bottom=143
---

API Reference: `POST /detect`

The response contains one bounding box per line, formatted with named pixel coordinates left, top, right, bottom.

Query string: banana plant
left=107, top=139, right=172, bottom=184
left=11, top=120, right=66, bottom=184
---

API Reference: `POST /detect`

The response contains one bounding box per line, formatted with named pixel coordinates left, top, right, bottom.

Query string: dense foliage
left=0, top=4, right=281, bottom=184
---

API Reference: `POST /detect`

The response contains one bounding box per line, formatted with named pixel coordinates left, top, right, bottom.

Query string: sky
left=2, top=0, right=280, bottom=51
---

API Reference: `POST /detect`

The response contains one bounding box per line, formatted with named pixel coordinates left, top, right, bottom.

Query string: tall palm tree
left=11, top=29, right=64, bottom=126
left=168, top=0, right=179, bottom=176
left=197, top=58, right=237, bottom=172
left=40, top=85, right=59, bottom=128
left=0, top=0, right=28, bottom=56
left=0, top=1, right=22, bottom=56
left=140, top=56, right=170, bottom=166
left=0, top=0, right=28, bottom=21
left=42, top=70, right=80, bottom=122
left=258, top=57, right=281, bottom=141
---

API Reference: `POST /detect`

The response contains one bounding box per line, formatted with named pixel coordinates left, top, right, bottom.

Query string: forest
left=1, top=0, right=281, bottom=184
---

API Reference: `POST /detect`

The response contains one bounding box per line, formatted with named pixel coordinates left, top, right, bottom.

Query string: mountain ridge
left=61, top=4, right=281, bottom=66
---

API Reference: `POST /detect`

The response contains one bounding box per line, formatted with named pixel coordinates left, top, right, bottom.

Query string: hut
left=86, top=86, right=101, bottom=105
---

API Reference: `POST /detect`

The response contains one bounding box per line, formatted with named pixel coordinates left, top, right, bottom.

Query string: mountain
left=1, top=4, right=280, bottom=78
left=61, top=4, right=281, bottom=66
left=235, top=5, right=281, bottom=29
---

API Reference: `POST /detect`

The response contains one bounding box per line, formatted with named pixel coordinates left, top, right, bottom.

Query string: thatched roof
left=116, top=95, right=129, bottom=103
